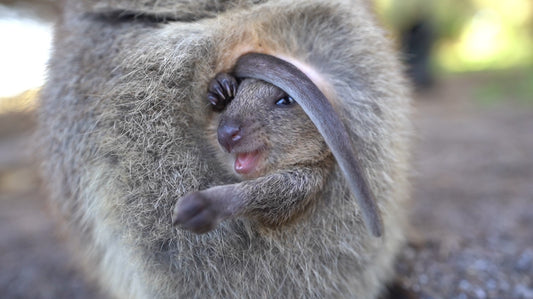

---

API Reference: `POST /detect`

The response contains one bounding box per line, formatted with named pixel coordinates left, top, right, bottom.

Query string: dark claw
left=207, top=93, right=221, bottom=108
left=207, top=73, right=238, bottom=111
left=212, top=82, right=225, bottom=99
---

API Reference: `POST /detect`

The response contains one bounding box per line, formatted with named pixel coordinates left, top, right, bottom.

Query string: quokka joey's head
left=215, top=79, right=329, bottom=179
left=225, top=53, right=383, bottom=237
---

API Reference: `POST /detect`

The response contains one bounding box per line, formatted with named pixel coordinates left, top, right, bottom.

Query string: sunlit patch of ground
left=0, top=2, right=53, bottom=98
left=0, top=89, right=39, bottom=115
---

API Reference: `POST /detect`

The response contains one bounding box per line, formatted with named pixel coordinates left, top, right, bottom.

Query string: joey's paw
left=207, top=73, right=238, bottom=111
left=172, top=191, right=222, bottom=234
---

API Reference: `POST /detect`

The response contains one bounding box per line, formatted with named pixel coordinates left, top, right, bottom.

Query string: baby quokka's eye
left=275, top=95, right=296, bottom=107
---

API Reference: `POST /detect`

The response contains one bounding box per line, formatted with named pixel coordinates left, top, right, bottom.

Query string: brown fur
left=38, top=0, right=412, bottom=298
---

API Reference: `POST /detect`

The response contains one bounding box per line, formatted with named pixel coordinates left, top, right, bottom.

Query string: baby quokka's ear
left=233, top=53, right=384, bottom=237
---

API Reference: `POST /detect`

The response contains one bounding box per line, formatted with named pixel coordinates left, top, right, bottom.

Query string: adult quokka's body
left=38, top=0, right=412, bottom=298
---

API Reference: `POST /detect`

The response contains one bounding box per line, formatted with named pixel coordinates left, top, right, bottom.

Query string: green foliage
left=473, top=68, right=533, bottom=106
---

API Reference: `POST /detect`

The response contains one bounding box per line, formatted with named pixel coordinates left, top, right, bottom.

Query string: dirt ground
left=0, top=72, right=532, bottom=299
left=397, top=72, right=533, bottom=299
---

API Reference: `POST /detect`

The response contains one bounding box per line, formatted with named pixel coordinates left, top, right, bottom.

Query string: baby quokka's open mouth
left=217, top=119, right=266, bottom=178
left=234, top=150, right=263, bottom=177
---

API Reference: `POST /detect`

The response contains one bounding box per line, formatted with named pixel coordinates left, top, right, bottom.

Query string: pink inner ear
left=274, top=54, right=334, bottom=100
left=224, top=45, right=333, bottom=101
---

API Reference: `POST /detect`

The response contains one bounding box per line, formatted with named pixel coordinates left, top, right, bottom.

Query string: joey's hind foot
left=207, top=73, right=238, bottom=111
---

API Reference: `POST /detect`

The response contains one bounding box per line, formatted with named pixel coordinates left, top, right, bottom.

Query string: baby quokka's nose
left=217, top=119, right=242, bottom=152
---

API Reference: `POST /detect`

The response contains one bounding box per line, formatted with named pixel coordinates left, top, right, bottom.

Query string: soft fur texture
left=38, top=0, right=412, bottom=298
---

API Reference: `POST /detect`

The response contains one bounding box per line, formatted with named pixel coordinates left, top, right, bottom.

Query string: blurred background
left=0, top=0, right=532, bottom=298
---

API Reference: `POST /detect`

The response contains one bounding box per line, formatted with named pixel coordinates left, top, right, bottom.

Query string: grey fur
left=233, top=53, right=383, bottom=236
left=38, top=0, right=412, bottom=298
